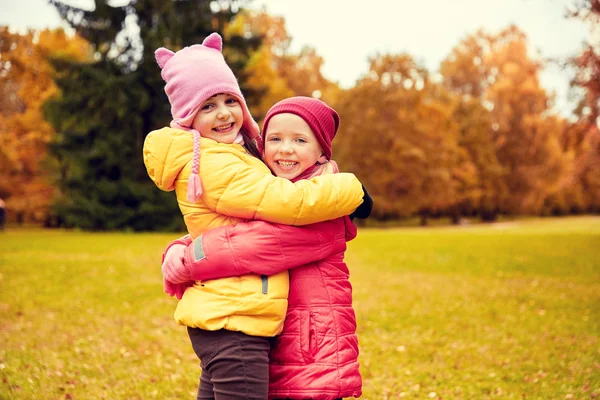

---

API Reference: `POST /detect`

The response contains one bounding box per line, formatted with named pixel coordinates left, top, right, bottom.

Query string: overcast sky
left=0, top=0, right=589, bottom=116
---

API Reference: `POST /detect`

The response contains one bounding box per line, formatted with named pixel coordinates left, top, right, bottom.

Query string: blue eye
left=296, top=138, right=307, bottom=143
left=268, top=137, right=280, bottom=142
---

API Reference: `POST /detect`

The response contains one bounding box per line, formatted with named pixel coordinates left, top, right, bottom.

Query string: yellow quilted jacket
left=143, top=127, right=363, bottom=337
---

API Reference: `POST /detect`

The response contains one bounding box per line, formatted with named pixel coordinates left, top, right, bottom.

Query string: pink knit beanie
left=261, top=96, right=340, bottom=160
left=155, top=33, right=259, bottom=202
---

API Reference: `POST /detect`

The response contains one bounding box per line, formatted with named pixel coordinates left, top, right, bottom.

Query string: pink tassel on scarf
left=187, top=173, right=202, bottom=202
left=186, top=129, right=203, bottom=202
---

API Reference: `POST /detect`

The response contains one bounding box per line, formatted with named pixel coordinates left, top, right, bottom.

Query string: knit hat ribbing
left=155, top=33, right=259, bottom=202
left=261, top=96, right=340, bottom=160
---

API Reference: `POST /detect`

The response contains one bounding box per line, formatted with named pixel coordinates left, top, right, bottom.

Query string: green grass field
left=1, top=216, right=599, bottom=399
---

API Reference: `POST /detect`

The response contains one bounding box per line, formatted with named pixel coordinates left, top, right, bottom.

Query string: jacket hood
left=143, top=127, right=194, bottom=191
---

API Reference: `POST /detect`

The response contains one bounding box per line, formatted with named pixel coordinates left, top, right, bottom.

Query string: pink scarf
left=290, top=160, right=357, bottom=241
left=290, top=160, right=339, bottom=183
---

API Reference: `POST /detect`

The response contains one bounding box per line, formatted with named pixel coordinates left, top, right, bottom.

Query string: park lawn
left=0, top=216, right=598, bottom=399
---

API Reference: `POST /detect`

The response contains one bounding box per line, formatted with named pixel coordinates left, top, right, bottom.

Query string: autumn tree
left=550, top=0, right=600, bottom=213
left=223, top=10, right=294, bottom=120
left=0, top=27, right=89, bottom=225
left=439, top=31, right=505, bottom=220
left=441, top=26, right=567, bottom=216
left=568, top=0, right=600, bottom=126
left=45, top=0, right=260, bottom=230
left=335, top=54, right=469, bottom=224
left=453, top=97, right=506, bottom=220
left=224, top=9, right=340, bottom=124
left=427, top=88, right=489, bottom=223
left=276, top=46, right=336, bottom=99
left=546, top=120, right=599, bottom=213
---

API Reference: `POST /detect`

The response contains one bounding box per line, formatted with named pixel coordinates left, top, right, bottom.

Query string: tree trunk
left=481, top=209, right=497, bottom=222
left=451, top=212, right=461, bottom=225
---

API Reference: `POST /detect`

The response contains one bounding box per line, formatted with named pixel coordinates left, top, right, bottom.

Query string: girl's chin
left=271, top=165, right=300, bottom=179
left=215, top=128, right=235, bottom=136
left=211, top=130, right=239, bottom=143
left=274, top=169, right=300, bottom=180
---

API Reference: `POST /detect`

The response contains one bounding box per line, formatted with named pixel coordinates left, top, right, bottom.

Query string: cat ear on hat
left=202, top=32, right=223, bottom=52
left=155, top=48, right=175, bottom=69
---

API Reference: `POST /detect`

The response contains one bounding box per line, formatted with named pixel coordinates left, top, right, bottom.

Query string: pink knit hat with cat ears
left=155, top=33, right=260, bottom=202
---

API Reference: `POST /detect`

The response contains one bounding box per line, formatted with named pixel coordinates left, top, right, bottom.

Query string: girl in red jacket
left=163, top=97, right=372, bottom=399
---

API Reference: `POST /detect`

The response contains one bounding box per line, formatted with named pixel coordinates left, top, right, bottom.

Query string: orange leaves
left=440, top=26, right=571, bottom=215
left=226, top=10, right=335, bottom=120
left=0, top=27, right=90, bottom=223
left=242, top=45, right=294, bottom=119
left=333, top=53, right=469, bottom=219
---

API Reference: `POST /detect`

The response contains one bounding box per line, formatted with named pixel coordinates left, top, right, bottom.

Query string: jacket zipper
left=261, top=275, right=268, bottom=294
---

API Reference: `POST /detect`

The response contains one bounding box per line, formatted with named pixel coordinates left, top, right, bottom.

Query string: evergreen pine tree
left=45, top=0, right=260, bottom=230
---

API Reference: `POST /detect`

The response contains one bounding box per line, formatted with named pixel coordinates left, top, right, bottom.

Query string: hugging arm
left=162, top=219, right=344, bottom=286
left=199, top=146, right=364, bottom=225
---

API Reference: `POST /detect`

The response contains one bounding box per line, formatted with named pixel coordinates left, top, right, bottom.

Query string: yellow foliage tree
left=555, top=0, right=600, bottom=213
left=334, top=54, right=472, bottom=223
left=441, top=25, right=568, bottom=215
left=225, top=10, right=338, bottom=120
left=0, top=27, right=90, bottom=224
left=224, top=11, right=293, bottom=121
left=486, top=27, right=567, bottom=213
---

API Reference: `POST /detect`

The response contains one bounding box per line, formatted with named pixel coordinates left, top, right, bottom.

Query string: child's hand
left=162, top=243, right=191, bottom=283
left=160, top=236, right=194, bottom=299
left=163, top=279, right=194, bottom=300
left=349, top=184, right=373, bottom=221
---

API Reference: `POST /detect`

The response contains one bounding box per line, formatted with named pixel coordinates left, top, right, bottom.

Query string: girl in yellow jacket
left=143, top=33, right=364, bottom=399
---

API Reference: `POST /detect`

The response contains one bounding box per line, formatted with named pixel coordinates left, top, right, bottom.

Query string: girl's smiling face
left=263, top=113, right=326, bottom=180
left=192, top=93, right=243, bottom=143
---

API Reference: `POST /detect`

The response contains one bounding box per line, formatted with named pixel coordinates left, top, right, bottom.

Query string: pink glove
left=163, top=279, right=194, bottom=300
left=162, top=243, right=192, bottom=284
left=161, top=236, right=194, bottom=299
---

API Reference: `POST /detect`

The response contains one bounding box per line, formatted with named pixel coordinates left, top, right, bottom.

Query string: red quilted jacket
left=182, top=216, right=362, bottom=399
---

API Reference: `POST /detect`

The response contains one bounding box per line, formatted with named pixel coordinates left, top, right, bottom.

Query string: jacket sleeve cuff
left=162, top=234, right=192, bottom=263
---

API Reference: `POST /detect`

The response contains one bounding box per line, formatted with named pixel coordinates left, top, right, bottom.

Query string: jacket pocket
left=300, top=311, right=318, bottom=363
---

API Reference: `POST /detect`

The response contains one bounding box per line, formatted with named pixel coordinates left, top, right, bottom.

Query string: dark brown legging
left=188, top=328, right=271, bottom=400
